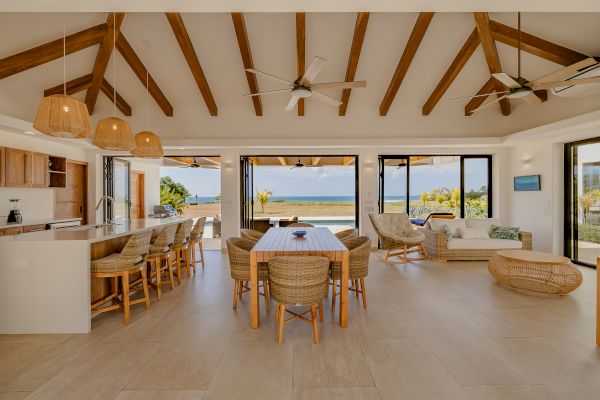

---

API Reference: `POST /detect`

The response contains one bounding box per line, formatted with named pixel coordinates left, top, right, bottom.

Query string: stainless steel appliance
left=47, top=220, right=82, bottom=229
left=7, top=199, right=22, bottom=223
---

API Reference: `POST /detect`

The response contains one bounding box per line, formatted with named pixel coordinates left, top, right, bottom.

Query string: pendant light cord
left=63, top=16, right=66, bottom=95
left=113, top=12, right=116, bottom=116
left=145, top=71, right=149, bottom=130
left=517, top=12, right=521, bottom=78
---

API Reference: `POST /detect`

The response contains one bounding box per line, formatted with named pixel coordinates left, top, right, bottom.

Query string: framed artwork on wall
left=514, top=175, right=541, bottom=191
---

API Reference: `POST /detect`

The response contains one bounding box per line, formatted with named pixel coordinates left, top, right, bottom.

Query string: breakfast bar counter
left=0, top=217, right=189, bottom=334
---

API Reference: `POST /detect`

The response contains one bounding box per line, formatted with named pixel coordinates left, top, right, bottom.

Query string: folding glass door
left=103, top=157, right=131, bottom=221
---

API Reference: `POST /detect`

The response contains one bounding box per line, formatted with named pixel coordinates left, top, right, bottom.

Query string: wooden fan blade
left=521, top=92, right=543, bottom=105
left=299, top=56, right=327, bottom=85
left=245, top=68, right=294, bottom=86
left=310, top=81, right=367, bottom=90
left=243, top=89, right=289, bottom=97
left=492, top=73, right=522, bottom=89
left=449, top=90, right=509, bottom=101
left=533, top=76, right=600, bottom=90
left=311, top=90, right=342, bottom=106
left=285, top=95, right=300, bottom=111
left=471, top=95, right=508, bottom=113
left=530, top=57, right=598, bottom=87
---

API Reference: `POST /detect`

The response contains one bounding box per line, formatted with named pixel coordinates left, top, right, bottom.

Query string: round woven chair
left=226, top=237, right=270, bottom=312
left=335, top=228, right=359, bottom=242
left=369, top=213, right=427, bottom=264
left=288, top=222, right=314, bottom=227
left=146, top=224, right=177, bottom=300
left=331, top=236, right=371, bottom=312
left=91, top=230, right=152, bottom=325
left=240, top=228, right=264, bottom=242
left=189, top=217, right=207, bottom=270
left=172, top=220, right=193, bottom=283
left=268, top=256, right=330, bottom=344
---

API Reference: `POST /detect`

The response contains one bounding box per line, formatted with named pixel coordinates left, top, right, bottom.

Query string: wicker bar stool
left=226, top=237, right=270, bottom=312
left=240, top=228, right=264, bottom=242
left=288, top=222, right=314, bottom=227
left=172, top=220, right=193, bottom=284
left=146, top=224, right=177, bottom=300
left=331, top=236, right=371, bottom=312
left=91, top=230, right=153, bottom=325
left=189, top=217, right=207, bottom=271
left=335, top=228, right=359, bottom=242
left=268, top=256, right=329, bottom=344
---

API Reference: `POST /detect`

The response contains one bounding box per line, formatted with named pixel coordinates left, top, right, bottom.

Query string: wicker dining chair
left=91, top=230, right=152, bottom=325
left=146, top=224, right=177, bottom=300
left=226, top=237, right=270, bottom=312
left=172, top=220, right=193, bottom=283
left=189, top=217, right=207, bottom=271
left=240, top=228, right=264, bottom=242
left=268, top=256, right=330, bottom=344
left=335, top=228, right=359, bottom=242
left=331, top=236, right=371, bottom=312
left=288, top=222, right=314, bottom=227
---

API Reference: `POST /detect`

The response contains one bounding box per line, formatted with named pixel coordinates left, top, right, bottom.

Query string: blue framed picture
left=514, top=175, right=541, bottom=191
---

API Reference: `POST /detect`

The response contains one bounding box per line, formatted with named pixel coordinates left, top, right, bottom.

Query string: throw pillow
left=429, top=218, right=465, bottom=237
left=458, top=227, right=489, bottom=239
left=490, top=225, right=520, bottom=241
left=441, top=225, right=452, bottom=241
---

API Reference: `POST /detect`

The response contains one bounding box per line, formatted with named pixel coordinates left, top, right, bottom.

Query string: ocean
left=185, top=195, right=417, bottom=204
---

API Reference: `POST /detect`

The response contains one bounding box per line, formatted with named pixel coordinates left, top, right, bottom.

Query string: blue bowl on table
left=292, top=230, right=307, bottom=238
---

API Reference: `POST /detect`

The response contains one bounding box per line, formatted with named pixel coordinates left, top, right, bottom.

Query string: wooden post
left=597, top=258, right=599, bottom=346
left=250, top=251, right=259, bottom=328
left=340, top=250, right=350, bottom=327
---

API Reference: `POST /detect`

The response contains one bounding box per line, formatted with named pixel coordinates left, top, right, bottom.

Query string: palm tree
left=579, top=192, right=594, bottom=223
left=256, top=189, right=273, bottom=213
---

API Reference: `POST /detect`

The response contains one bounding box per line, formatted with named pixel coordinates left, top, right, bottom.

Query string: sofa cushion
left=371, top=213, right=414, bottom=237
left=458, top=227, right=489, bottom=239
left=465, top=218, right=500, bottom=235
left=446, top=238, right=523, bottom=250
left=429, top=218, right=465, bottom=237
left=491, top=225, right=520, bottom=241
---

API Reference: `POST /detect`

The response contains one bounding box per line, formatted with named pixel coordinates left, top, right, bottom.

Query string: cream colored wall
left=0, top=129, right=91, bottom=221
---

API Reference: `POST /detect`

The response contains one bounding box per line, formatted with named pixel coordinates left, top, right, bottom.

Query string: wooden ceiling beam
left=166, top=12, right=218, bottom=116
left=422, top=28, right=480, bottom=115
left=342, top=156, right=355, bottom=166
left=464, top=77, right=496, bottom=116
left=44, top=73, right=93, bottom=97
left=0, top=23, right=107, bottom=80
left=231, top=13, right=262, bottom=116
left=473, top=12, right=511, bottom=116
left=339, top=12, right=370, bottom=116
left=311, top=156, right=321, bottom=166
left=277, top=157, right=287, bottom=166
left=201, top=156, right=221, bottom=165
left=296, top=12, right=306, bottom=116
left=116, top=33, right=174, bottom=116
left=380, top=12, right=434, bottom=116
left=489, top=20, right=588, bottom=66
left=100, top=78, right=132, bottom=116
left=85, top=12, right=125, bottom=114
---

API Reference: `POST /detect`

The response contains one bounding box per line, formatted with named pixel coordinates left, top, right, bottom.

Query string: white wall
left=0, top=129, right=91, bottom=221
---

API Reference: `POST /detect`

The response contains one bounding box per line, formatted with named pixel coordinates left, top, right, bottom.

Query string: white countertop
left=0, top=217, right=82, bottom=229
left=0, top=217, right=189, bottom=243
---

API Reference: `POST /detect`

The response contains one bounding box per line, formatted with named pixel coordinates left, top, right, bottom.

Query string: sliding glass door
left=565, top=139, right=600, bottom=267
left=103, top=157, right=131, bottom=221
left=379, top=155, right=492, bottom=219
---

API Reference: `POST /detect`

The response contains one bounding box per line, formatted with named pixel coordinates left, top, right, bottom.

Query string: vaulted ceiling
left=0, top=12, right=599, bottom=140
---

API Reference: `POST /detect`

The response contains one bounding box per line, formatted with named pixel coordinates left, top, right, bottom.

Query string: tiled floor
left=0, top=250, right=598, bottom=400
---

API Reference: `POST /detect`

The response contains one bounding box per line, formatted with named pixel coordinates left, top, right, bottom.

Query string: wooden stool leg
left=331, top=280, right=337, bottom=312
left=191, top=241, right=197, bottom=274
left=175, top=250, right=182, bottom=284
left=277, top=303, right=285, bottom=344
left=112, top=276, right=119, bottom=306
left=263, top=280, right=270, bottom=312
left=199, top=241, right=205, bottom=268
left=121, top=272, right=131, bottom=325
left=238, top=280, right=243, bottom=299
left=141, top=266, right=151, bottom=310
left=354, top=279, right=359, bottom=297
left=311, top=305, right=319, bottom=344
left=360, top=278, right=367, bottom=309
left=275, top=303, right=280, bottom=324
left=166, top=255, right=175, bottom=290
left=233, top=280, right=239, bottom=310
left=155, top=258, right=162, bottom=301
left=318, top=300, right=324, bottom=322
left=185, top=247, right=191, bottom=278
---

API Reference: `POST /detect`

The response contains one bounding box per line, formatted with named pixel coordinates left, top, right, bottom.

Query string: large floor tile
left=114, top=390, right=205, bottom=400
left=293, top=386, right=381, bottom=400
left=463, top=385, right=554, bottom=400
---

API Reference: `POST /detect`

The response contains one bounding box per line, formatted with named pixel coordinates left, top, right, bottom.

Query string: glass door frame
left=564, top=137, right=600, bottom=268
left=103, top=156, right=131, bottom=221
left=378, top=154, right=493, bottom=218
left=240, top=156, right=254, bottom=229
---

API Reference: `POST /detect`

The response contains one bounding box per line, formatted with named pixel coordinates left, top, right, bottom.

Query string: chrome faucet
left=95, top=196, right=114, bottom=224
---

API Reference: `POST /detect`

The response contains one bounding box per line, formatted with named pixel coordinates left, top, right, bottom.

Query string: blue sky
left=160, top=158, right=488, bottom=197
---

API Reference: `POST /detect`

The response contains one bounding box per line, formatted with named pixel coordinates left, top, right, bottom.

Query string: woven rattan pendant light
left=93, top=12, right=135, bottom=151
left=131, top=71, right=163, bottom=158
left=33, top=20, right=92, bottom=138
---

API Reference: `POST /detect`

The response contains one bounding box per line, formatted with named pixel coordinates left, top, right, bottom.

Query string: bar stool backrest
left=174, top=220, right=193, bottom=246
left=268, top=256, right=329, bottom=306
left=120, top=230, right=153, bottom=265
left=154, top=224, right=178, bottom=249
left=190, top=217, right=207, bottom=241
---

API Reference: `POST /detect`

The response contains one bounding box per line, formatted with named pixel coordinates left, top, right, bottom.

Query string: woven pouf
left=488, top=250, right=582, bottom=295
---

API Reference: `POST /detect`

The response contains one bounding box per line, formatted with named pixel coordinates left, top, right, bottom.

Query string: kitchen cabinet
left=30, top=152, right=49, bottom=188
left=22, top=224, right=46, bottom=233
left=2, top=226, right=24, bottom=236
left=4, top=147, right=29, bottom=187
left=0, top=147, right=5, bottom=187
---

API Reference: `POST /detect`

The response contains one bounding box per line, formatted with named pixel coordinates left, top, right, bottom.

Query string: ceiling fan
left=244, top=56, right=367, bottom=111
left=290, top=157, right=322, bottom=169
left=166, top=156, right=219, bottom=169
left=452, top=13, right=600, bottom=113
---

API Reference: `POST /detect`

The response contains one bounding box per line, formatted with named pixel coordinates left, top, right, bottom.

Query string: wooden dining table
left=249, top=227, right=350, bottom=328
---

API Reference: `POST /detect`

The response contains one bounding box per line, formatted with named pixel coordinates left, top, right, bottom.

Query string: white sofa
left=420, top=218, right=532, bottom=261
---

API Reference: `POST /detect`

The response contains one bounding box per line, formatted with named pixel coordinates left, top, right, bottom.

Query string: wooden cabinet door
left=23, top=224, right=47, bottom=233
left=4, top=148, right=29, bottom=187
left=130, top=171, right=145, bottom=219
left=0, top=147, right=5, bottom=187
left=3, top=226, right=23, bottom=235
left=54, top=162, right=87, bottom=224
left=30, top=152, right=49, bottom=188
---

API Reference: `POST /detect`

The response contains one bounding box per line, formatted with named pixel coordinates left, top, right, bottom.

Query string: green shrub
left=578, top=224, right=600, bottom=244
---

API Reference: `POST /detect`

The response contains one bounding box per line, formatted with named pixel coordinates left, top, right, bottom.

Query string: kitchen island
left=0, top=217, right=190, bottom=334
